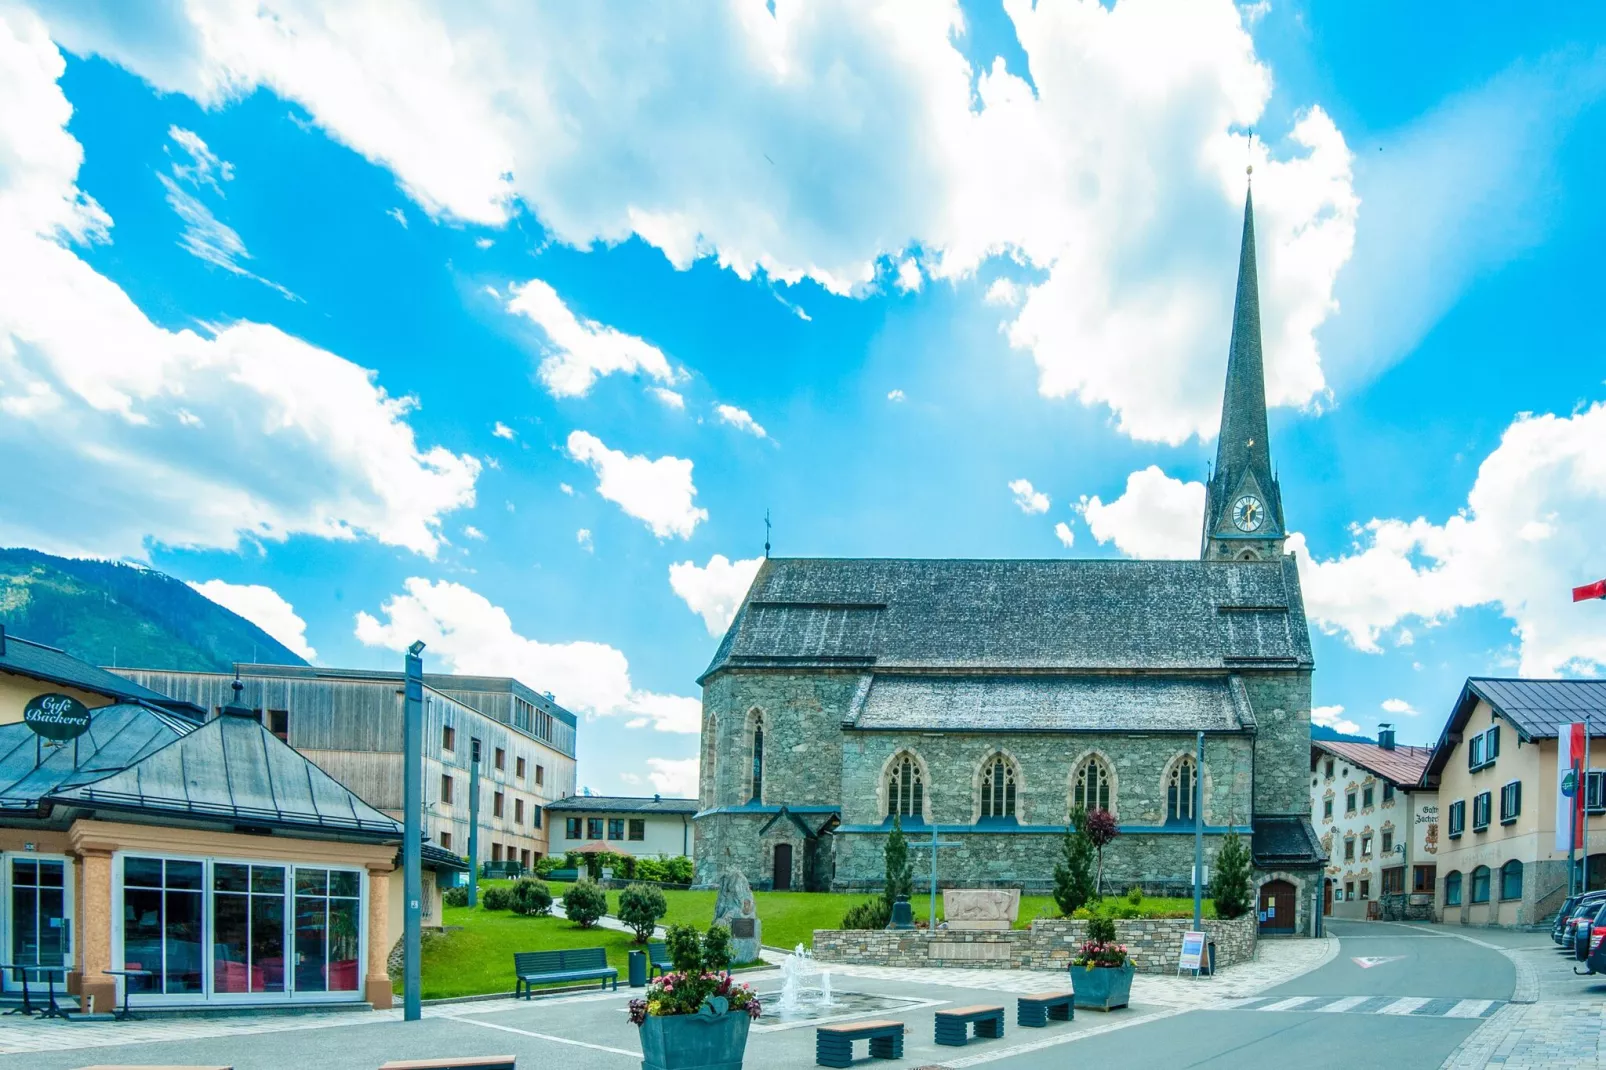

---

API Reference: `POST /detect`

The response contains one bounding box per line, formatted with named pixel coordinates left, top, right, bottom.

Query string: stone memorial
left=714, top=867, right=762, bottom=963
left=942, top=889, right=1020, bottom=930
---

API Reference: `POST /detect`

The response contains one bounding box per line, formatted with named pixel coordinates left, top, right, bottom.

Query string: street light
left=403, top=641, right=425, bottom=1022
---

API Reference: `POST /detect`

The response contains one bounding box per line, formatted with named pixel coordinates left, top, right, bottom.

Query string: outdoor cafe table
left=98, top=968, right=154, bottom=1021
left=0, top=963, right=70, bottom=1018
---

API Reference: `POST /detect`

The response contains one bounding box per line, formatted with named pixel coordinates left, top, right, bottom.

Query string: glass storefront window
left=212, top=864, right=286, bottom=994
left=122, top=857, right=204, bottom=994
left=294, top=867, right=361, bottom=993
left=10, top=859, right=67, bottom=968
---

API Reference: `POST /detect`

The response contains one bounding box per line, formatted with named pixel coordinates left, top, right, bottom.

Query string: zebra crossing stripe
left=1378, top=997, right=1432, bottom=1015
left=1258, top=996, right=1317, bottom=1012
left=1311, top=996, right=1369, bottom=1013
left=1443, top=999, right=1496, bottom=1018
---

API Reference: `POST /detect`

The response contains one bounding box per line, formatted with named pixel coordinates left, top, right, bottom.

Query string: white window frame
left=0, top=852, right=75, bottom=995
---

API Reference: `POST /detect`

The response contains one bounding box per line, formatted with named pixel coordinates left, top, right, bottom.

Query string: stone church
left=694, top=189, right=1325, bottom=935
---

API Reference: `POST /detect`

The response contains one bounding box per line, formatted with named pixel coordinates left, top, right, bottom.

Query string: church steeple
left=1202, top=183, right=1286, bottom=561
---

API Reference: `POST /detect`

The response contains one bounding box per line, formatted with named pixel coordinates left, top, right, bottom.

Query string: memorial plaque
left=729, top=918, right=755, bottom=939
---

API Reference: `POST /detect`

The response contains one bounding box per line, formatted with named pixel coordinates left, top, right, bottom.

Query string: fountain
left=775, top=944, right=835, bottom=1017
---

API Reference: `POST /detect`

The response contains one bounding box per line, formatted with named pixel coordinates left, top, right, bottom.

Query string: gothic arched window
left=1167, top=756, right=1197, bottom=823
left=980, top=755, right=1017, bottom=820
left=886, top=753, right=924, bottom=822
left=749, top=713, right=764, bottom=803
left=1073, top=755, right=1112, bottom=814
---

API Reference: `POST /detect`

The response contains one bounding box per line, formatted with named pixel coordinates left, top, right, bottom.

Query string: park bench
left=1016, top=991, right=1075, bottom=1027
left=814, top=1020, right=904, bottom=1067
left=934, top=1004, right=1005, bottom=1047
left=646, top=940, right=673, bottom=978
left=378, top=1058, right=516, bottom=1070
left=513, top=948, right=617, bottom=998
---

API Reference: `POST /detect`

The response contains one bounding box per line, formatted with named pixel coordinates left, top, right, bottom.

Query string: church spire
left=1202, top=183, right=1286, bottom=561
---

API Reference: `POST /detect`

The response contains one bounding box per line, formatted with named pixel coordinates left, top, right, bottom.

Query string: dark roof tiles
left=850, top=675, right=1251, bottom=733
left=544, top=795, right=699, bottom=815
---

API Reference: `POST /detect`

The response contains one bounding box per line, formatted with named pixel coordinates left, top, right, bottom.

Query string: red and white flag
left=1557, top=722, right=1587, bottom=853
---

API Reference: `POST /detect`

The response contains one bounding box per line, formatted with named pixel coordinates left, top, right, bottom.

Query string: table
left=98, top=968, right=154, bottom=1021
left=27, top=965, right=69, bottom=1019
left=0, top=962, right=38, bottom=1016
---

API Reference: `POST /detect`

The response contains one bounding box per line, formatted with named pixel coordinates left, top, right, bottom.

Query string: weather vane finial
left=1246, top=128, right=1254, bottom=181
left=764, top=508, right=771, bottom=559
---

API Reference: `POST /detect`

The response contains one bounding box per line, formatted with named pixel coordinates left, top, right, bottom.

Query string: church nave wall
left=700, top=671, right=855, bottom=809
left=1241, top=670, right=1314, bottom=816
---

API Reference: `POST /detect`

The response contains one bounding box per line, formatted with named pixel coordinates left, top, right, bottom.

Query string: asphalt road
left=1001, top=920, right=1517, bottom=1070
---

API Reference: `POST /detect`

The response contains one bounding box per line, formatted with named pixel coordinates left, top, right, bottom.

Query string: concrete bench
left=514, top=948, right=617, bottom=998
left=935, top=1004, right=1005, bottom=1047
left=1017, top=991, right=1075, bottom=1027
left=815, top=1019, right=904, bottom=1067
left=378, top=1058, right=516, bottom=1070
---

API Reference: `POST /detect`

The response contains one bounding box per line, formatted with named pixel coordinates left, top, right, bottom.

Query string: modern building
left=546, top=795, right=698, bottom=859
left=1422, top=678, right=1606, bottom=928
left=1310, top=727, right=1436, bottom=919
left=696, top=188, right=1326, bottom=935
left=0, top=627, right=465, bottom=1011
left=112, top=665, right=579, bottom=873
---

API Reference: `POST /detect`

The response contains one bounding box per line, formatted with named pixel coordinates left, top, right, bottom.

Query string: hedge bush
left=510, top=879, right=553, bottom=917
left=618, top=882, right=668, bottom=942
left=841, top=898, right=891, bottom=930
left=481, top=885, right=511, bottom=912
left=562, top=880, right=607, bottom=928
left=443, top=885, right=468, bottom=908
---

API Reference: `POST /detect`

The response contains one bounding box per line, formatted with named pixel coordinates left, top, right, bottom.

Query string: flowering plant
left=627, top=970, right=762, bottom=1023
left=1072, top=940, right=1130, bottom=969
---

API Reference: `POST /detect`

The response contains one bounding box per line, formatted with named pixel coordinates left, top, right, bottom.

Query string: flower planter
left=1070, top=962, right=1134, bottom=1011
left=639, top=1009, right=752, bottom=1070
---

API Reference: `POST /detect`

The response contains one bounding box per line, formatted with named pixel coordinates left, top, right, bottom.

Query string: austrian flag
left=1574, top=579, right=1606, bottom=602
left=1556, top=722, right=1588, bottom=853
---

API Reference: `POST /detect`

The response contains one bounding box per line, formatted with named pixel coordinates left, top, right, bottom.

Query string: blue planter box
left=1070, top=963, right=1134, bottom=1011
left=639, top=1010, right=751, bottom=1070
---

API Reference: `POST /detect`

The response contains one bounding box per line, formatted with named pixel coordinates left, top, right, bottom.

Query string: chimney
left=654, top=793, right=661, bottom=803
left=1378, top=723, right=1396, bottom=750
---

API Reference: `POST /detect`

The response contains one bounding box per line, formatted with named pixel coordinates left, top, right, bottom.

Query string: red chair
left=327, top=958, right=358, bottom=991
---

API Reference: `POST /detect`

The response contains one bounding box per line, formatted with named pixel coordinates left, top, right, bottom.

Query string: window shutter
left=1488, top=725, right=1499, bottom=759
left=1512, top=780, right=1520, bottom=817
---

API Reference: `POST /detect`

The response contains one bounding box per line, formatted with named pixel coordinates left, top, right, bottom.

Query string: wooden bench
left=934, top=1004, right=1005, bottom=1047
left=378, top=1058, right=516, bottom=1070
left=646, top=940, right=673, bottom=978
left=513, top=948, right=617, bottom=998
left=1017, top=991, right=1075, bottom=1027
left=815, top=1019, right=904, bottom=1067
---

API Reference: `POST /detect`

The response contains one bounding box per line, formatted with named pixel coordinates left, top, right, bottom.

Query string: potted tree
left=630, top=923, right=761, bottom=1070
left=1069, top=915, right=1133, bottom=1011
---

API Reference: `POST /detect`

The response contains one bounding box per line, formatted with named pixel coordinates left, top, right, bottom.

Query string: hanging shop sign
left=23, top=693, right=92, bottom=741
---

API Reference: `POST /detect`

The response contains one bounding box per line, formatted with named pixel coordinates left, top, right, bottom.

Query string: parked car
left=1560, top=893, right=1606, bottom=951
left=1553, top=895, right=1583, bottom=944
left=1576, top=900, right=1606, bottom=961
left=1584, top=914, right=1606, bottom=975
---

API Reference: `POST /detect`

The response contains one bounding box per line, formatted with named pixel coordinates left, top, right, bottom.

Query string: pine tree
left=1209, top=829, right=1253, bottom=919
left=1054, top=806, right=1097, bottom=916
left=883, top=813, right=915, bottom=912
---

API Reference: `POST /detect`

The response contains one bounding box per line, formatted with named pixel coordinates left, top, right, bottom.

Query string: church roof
left=1251, top=814, right=1326, bottom=868
left=701, top=555, right=1312, bottom=681
left=848, top=674, right=1254, bottom=734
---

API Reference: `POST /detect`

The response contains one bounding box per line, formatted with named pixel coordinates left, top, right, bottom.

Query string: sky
left=2, top=1, right=1604, bottom=798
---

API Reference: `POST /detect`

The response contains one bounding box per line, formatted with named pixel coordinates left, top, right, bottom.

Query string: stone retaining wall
left=813, top=915, right=1257, bottom=974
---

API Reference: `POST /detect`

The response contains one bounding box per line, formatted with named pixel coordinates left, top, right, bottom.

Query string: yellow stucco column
left=366, top=863, right=394, bottom=1009
left=76, top=848, right=117, bottom=1014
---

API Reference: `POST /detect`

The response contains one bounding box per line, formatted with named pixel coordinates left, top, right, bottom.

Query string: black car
left=1582, top=904, right=1606, bottom=973
left=1574, top=899, right=1606, bottom=961
left=1554, top=895, right=1582, bottom=944
left=1560, top=893, right=1606, bottom=951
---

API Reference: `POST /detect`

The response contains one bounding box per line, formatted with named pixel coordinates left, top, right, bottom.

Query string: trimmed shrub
left=1087, top=914, right=1118, bottom=945
left=533, top=855, right=563, bottom=879
left=662, top=856, right=694, bottom=885
left=618, top=883, right=668, bottom=943
left=563, top=879, right=608, bottom=928
left=841, top=898, right=892, bottom=930
left=481, top=885, right=511, bottom=911
left=443, top=885, right=468, bottom=908
left=509, top=879, right=553, bottom=917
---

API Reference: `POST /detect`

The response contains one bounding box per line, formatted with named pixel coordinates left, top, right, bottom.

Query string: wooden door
left=1259, top=879, right=1296, bottom=934
left=772, top=843, right=793, bottom=891
left=1323, top=879, right=1333, bottom=916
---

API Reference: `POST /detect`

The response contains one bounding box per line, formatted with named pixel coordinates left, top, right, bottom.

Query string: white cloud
left=159, top=127, right=297, bottom=299
left=886, top=389, right=906, bottom=402
left=1008, top=478, right=1049, bottom=515
left=1312, top=704, right=1361, bottom=736
left=669, top=554, right=763, bottom=636
left=166, top=125, right=232, bottom=192
left=506, top=278, right=676, bottom=399
left=354, top=577, right=698, bottom=731
left=984, top=278, right=1021, bottom=307
left=895, top=257, right=922, bottom=293
left=189, top=579, right=317, bottom=661
left=474, top=237, right=494, bottom=249
left=386, top=206, right=407, bottom=227
left=48, top=0, right=1360, bottom=443
left=491, top=421, right=515, bottom=440
left=1381, top=697, right=1417, bottom=717
left=1291, top=401, right=1606, bottom=676
left=462, top=525, right=485, bottom=541
left=576, top=527, right=593, bottom=553
left=1054, top=521, right=1075, bottom=548
left=1079, top=466, right=1206, bottom=559
left=715, top=404, right=767, bottom=439
left=650, top=387, right=686, bottom=410
left=565, top=431, right=706, bottom=539
left=645, top=757, right=699, bottom=797
left=0, top=14, right=479, bottom=560
left=559, top=482, right=575, bottom=496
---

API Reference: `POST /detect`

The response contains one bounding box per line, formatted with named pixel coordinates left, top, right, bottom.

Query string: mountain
left=1311, top=722, right=1378, bottom=745
left=0, top=548, right=307, bottom=672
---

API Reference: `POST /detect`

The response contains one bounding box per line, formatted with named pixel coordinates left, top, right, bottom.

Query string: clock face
left=1231, top=495, right=1265, bottom=532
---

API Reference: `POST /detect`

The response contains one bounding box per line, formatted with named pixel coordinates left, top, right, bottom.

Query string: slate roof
left=0, top=703, right=197, bottom=811
left=848, top=675, right=1253, bottom=733
left=0, top=630, right=202, bottom=716
left=1251, top=814, right=1326, bottom=868
left=544, top=795, right=699, bottom=815
left=701, top=556, right=1312, bottom=682
left=1424, top=677, right=1606, bottom=782
left=417, top=842, right=470, bottom=872
left=1313, top=740, right=1433, bottom=789
left=49, top=710, right=403, bottom=840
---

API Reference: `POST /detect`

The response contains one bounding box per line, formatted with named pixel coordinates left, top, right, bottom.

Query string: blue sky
left=2, top=2, right=1604, bottom=797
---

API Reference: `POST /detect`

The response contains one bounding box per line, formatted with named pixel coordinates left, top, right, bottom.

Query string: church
left=693, top=189, right=1325, bottom=936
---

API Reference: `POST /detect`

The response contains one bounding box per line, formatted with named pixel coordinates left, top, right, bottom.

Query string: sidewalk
left=1441, top=924, right=1606, bottom=1068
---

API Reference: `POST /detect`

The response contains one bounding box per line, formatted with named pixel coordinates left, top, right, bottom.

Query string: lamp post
left=403, top=641, right=425, bottom=1022
left=1193, top=730, right=1205, bottom=930
left=468, top=744, right=481, bottom=907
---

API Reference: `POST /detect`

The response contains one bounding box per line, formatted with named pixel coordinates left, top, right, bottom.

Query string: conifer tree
left=883, top=813, right=914, bottom=912
left=1054, top=805, right=1097, bottom=916
left=1209, top=829, right=1253, bottom=919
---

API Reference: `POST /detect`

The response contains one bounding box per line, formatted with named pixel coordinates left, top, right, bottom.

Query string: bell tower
left=1202, top=183, right=1287, bottom=562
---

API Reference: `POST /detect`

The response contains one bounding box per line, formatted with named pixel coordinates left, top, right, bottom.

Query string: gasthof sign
left=23, top=693, right=92, bottom=741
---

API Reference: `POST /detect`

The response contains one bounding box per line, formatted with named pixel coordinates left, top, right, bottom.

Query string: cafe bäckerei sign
left=24, top=693, right=92, bottom=741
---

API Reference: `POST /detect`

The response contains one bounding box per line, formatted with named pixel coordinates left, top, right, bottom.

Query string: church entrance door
left=1259, top=880, right=1296, bottom=935
left=772, top=844, right=793, bottom=891
left=1323, top=879, right=1333, bottom=916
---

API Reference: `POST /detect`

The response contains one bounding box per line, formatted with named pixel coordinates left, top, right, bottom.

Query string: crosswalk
left=1225, top=994, right=1503, bottom=1019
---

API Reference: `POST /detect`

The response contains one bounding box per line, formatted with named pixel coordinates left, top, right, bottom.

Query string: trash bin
left=1203, top=941, right=1216, bottom=977
left=628, top=949, right=648, bottom=988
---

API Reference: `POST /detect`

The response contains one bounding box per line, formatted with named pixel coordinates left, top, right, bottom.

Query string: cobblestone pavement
left=1440, top=926, right=1606, bottom=1069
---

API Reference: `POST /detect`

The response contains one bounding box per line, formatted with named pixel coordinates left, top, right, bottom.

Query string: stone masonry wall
left=1242, top=670, right=1313, bottom=817
left=813, top=915, right=1257, bottom=974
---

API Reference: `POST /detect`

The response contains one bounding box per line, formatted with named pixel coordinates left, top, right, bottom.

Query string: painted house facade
left=547, top=795, right=698, bottom=860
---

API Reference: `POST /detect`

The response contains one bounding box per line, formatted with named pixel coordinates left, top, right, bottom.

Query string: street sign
left=23, top=693, right=91, bottom=741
